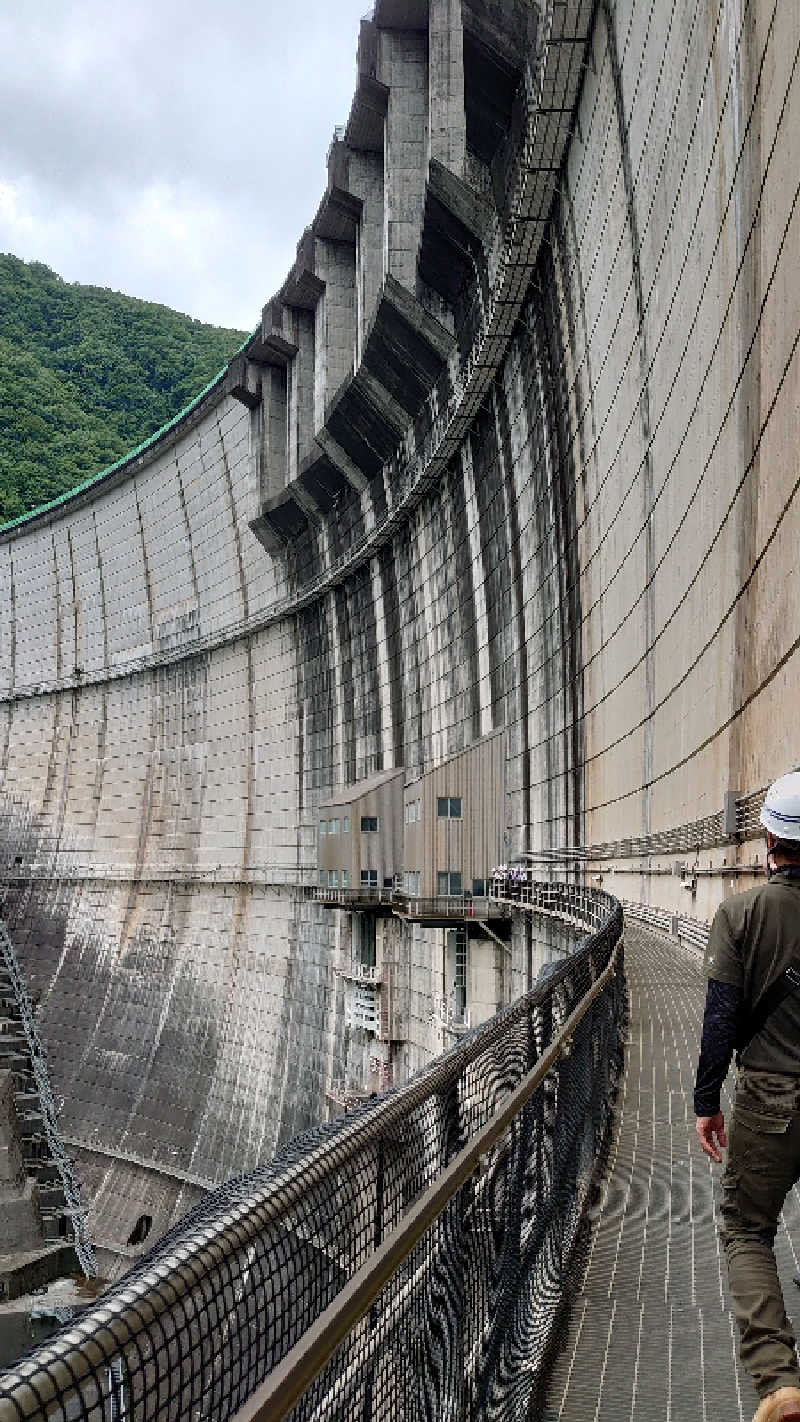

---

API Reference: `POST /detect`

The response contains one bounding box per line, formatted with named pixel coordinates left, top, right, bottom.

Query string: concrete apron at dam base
left=544, top=922, right=800, bottom=1422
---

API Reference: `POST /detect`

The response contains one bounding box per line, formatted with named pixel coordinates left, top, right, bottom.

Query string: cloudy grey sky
left=0, top=1, right=370, bottom=332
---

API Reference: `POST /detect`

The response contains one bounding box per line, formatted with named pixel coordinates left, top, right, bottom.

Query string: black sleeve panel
left=694, top=978, right=741, bottom=1116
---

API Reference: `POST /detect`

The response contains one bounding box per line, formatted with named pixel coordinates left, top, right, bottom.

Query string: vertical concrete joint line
left=602, top=0, right=656, bottom=842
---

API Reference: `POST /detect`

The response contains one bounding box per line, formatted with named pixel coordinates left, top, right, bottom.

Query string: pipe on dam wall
left=0, top=0, right=798, bottom=1266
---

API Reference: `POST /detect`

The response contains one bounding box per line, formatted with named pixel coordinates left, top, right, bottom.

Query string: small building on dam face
left=317, top=731, right=504, bottom=900
left=1, top=0, right=799, bottom=1272
left=318, top=768, right=406, bottom=895
left=316, top=733, right=509, bottom=1106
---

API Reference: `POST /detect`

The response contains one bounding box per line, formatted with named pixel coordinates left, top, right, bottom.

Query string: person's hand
left=696, top=1112, right=727, bottom=1163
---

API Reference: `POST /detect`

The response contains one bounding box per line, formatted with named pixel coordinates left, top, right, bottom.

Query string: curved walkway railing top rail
left=0, top=882, right=624, bottom=1422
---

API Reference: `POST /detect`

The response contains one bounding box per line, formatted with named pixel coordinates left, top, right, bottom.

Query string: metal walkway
left=544, top=922, right=800, bottom=1421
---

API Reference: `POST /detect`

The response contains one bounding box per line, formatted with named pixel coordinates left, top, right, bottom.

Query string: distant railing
left=8, top=860, right=317, bottom=888
left=0, top=882, right=624, bottom=1422
left=315, top=886, right=512, bottom=920
left=489, top=876, right=615, bottom=932
left=338, top=960, right=381, bottom=983
left=620, top=899, right=710, bottom=957
left=314, top=885, right=395, bottom=907
left=395, top=891, right=510, bottom=920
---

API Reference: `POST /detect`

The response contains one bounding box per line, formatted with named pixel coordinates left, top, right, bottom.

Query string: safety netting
left=0, top=882, right=624, bottom=1422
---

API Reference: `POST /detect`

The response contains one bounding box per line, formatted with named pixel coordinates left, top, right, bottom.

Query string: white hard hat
left=759, top=772, right=800, bottom=840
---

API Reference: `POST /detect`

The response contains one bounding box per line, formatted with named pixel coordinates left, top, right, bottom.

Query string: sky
left=0, top=0, right=371, bottom=332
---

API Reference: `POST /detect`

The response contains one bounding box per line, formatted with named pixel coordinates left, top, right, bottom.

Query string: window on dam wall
left=437, top=870, right=463, bottom=897
left=437, top=797, right=463, bottom=819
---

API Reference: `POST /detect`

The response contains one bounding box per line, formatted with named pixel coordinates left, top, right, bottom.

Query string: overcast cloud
left=0, top=0, right=370, bottom=330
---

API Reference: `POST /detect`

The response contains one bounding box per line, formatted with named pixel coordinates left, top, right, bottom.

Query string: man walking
left=695, top=773, right=800, bottom=1422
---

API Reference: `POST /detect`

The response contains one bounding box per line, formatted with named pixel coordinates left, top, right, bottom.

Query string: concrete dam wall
left=1, top=0, right=798, bottom=1269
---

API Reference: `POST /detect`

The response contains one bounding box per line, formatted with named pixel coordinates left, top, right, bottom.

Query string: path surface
left=543, top=923, right=800, bottom=1422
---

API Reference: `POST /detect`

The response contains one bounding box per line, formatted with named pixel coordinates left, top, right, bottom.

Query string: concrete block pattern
left=0, top=0, right=798, bottom=1263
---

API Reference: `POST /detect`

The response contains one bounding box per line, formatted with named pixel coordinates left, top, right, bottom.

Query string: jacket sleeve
left=694, top=978, right=741, bottom=1116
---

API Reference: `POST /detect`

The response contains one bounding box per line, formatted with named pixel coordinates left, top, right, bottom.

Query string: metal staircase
left=0, top=923, right=96, bottom=1277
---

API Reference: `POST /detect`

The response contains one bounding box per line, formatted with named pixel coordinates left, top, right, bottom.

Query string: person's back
left=707, top=872, right=800, bottom=1073
left=695, top=773, right=800, bottom=1422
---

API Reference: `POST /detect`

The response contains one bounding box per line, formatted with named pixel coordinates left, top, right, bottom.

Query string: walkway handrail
left=0, top=882, right=625, bottom=1422
left=235, top=935, right=622, bottom=1422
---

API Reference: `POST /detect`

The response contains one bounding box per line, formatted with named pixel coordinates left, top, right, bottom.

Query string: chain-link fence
left=0, top=884, right=623, bottom=1422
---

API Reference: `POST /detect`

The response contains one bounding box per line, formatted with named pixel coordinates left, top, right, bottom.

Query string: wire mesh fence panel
left=0, top=886, right=624, bottom=1422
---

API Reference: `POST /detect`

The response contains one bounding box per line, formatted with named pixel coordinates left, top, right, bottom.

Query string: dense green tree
left=0, top=254, right=249, bottom=523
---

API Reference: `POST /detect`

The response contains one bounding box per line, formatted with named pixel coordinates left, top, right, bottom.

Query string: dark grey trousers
left=720, top=1069, right=800, bottom=1399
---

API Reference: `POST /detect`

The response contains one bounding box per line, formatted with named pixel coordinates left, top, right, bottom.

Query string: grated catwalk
left=544, top=923, right=800, bottom=1421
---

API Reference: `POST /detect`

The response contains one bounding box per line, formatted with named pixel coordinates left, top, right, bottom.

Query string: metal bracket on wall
left=724, top=790, right=741, bottom=838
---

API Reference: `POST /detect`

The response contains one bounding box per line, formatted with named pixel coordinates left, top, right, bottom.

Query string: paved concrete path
left=543, top=922, right=800, bottom=1422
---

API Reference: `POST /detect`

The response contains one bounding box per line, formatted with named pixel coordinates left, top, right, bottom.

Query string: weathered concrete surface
left=0, top=1073, right=42, bottom=1253
left=1, top=0, right=799, bottom=1262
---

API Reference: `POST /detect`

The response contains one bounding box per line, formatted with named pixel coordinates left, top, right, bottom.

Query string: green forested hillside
left=0, top=254, right=249, bottom=524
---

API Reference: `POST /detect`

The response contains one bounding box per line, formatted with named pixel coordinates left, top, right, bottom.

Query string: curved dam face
left=1, top=0, right=798, bottom=1268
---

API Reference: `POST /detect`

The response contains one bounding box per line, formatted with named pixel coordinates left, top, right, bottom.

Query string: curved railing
left=0, top=883, right=624, bottom=1422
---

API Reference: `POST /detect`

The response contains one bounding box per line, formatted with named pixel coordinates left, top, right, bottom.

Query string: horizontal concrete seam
left=61, top=1137, right=216, bottom=1193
